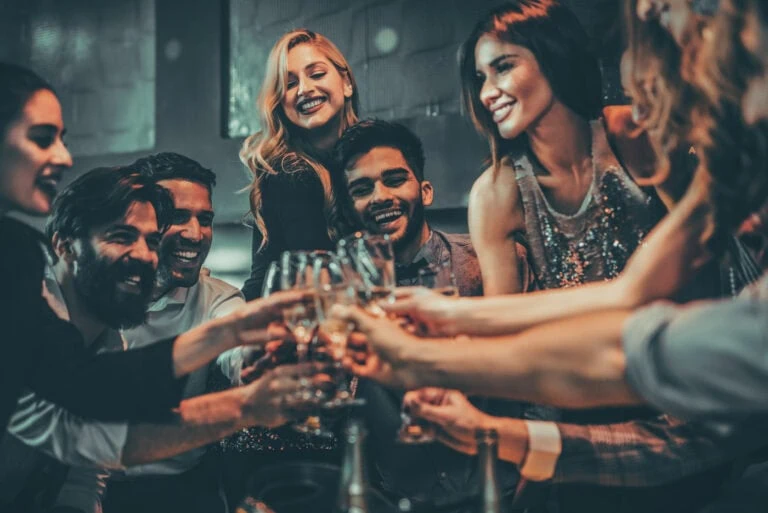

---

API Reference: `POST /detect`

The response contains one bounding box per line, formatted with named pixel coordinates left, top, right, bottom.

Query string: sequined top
left=513, top=120, right=656, bottom=289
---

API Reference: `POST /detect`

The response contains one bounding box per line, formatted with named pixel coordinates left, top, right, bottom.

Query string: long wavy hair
left=620, top=0, right=711, bottom=188
left=240, top=29, right=360, bottom=248
left=693, top=0, right=768, bottom=249
left=458, top=0, right=603, bottom=175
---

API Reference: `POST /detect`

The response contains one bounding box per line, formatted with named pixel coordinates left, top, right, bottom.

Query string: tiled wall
left=229, top=0, right=625, bottom=136
left=228, top=0, right=626, bottom=210
left=0, top=0, right=156, bottom=157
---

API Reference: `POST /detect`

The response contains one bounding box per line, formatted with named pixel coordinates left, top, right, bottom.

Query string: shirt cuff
left=519, top=420, right=562, bottom=481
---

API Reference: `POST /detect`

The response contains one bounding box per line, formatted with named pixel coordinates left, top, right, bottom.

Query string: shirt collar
left=148, top=283, right=193, bottom=312
left=408, top=229, right=438, bottom=266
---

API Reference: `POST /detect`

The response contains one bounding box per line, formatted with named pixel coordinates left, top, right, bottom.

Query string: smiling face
left=344, top=146, right=433, bottom=252
left=0, top=89, right=73, bottom=216
left=279, top=43, right=353, bottom=133
left=155, top=178, right=214, bottom=292
left=474, top=34, right=556, bottom=140
left=69, top=200, right=160, bottom=329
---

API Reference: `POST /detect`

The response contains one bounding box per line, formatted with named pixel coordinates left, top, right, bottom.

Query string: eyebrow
left=348, top=167, right=411, bottom=188
left=28, top=123, right=66, bottom=136
left=479, top=54, right=520, bottom=70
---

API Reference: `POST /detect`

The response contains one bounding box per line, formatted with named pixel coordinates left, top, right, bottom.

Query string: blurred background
left=1, top=0, right=625, bottom=288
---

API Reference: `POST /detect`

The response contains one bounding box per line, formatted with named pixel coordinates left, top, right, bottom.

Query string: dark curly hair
left=46, top=166, right=174, bottom=248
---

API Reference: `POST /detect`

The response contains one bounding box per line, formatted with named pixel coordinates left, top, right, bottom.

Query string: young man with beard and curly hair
left=0, top=165, right=318, bottom=513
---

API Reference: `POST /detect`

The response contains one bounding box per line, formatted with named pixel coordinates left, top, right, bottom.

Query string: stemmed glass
left=279, top=251, right=330, bottom=436
left=417, top=261, right=459, bottom=297
left=312, top=252, right=365, bottom=408
left=280, top=251, right=318, bottom=362
left=337, top=232, right=396, bottom=313
left=395, top=263, right=458, bottom=444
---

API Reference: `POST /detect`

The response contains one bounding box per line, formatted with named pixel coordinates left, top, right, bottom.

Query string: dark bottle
left=337, top=418, right=370, bottom=513
left=476, top=428, right=503, bottom=513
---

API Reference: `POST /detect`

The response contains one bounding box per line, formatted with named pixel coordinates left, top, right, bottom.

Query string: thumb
left=379, top=296, right=415, bottom=317
left=330, top=304, right=375, bottom=334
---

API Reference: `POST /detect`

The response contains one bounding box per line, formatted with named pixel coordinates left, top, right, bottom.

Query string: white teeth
left=124, top=275, right=140, bottom=285
left=298, top=98, right=324, bottom=112
left=374, top=210, right=402, bottom=223
left=493, top=102, right=515, bottom=123
left=174, top=251, right=199, bottom=261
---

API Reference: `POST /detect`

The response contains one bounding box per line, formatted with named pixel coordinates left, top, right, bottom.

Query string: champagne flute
left=280, top=251, right=318, bottom=362
left=279, top=251, right=329, bottom=436
left=396, top=263, right=457, bottom=444
left=313, top=253, right=364, bottom=408
left=417, top=261, right=459, bottom=297
left=337, top=232, right=395, bottom=314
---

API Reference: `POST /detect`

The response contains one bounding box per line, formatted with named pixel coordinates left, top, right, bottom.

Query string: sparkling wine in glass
left=280, top=251, right=318, bottom=362
left=313, top=253, right=364, bottom=408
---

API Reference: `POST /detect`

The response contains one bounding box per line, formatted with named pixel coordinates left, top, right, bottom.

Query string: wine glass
left=337, top=232, right=395, bottom=313
left=417, top=261, right=459, bottom=297
left=395, top=264, right=457, bottom=444
left=313, top=252, right=364, bottom=408
left=280, top=251, right=318, bottom=362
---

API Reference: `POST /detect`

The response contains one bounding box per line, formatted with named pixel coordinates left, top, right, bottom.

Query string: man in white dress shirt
left=2, top=160, right=313, bottom=513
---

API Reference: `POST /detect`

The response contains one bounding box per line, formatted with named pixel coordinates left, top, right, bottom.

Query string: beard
left=390, top=199, right=426, bottom=253
left=73, top=243, right=156, bottom=329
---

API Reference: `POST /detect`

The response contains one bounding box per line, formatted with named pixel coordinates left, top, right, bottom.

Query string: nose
left=130, top=237, right=157, bottom=266
left=371, top=182, right=394, bottom=204
left=51, top=138, right=73, bottom=168
left=297, top=75, right=313, bottom=97
left=479, top=77, right=501, bottom=111
left=181, top=218, right=202, bottom=242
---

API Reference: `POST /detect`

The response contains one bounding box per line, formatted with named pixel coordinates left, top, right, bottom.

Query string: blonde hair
left=240, top=29, right=359, bottom=248
left=621, top=0, right=709, bottom=186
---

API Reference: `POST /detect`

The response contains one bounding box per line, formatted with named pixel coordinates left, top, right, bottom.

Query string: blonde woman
left=240, top=29, right=359, bottom=300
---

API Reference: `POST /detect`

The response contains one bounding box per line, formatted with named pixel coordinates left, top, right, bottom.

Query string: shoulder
left=441, top=231, right=474, bottom=251
left=0, top=217, right=47, bottom=283
left=196, top=274, right=246, bottom=319
left=468, top=163, right=524, bottom=234
left=469, top=163, right=520, bottom=210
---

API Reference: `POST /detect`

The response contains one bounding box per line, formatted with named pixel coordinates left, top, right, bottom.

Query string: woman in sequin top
left=459, top=1, right=669, bottom=294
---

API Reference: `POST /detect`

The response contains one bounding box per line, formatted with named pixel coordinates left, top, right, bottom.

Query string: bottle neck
left=476, top=429, right=502, bottom=513
left=338, top=420, right=369, bottom=513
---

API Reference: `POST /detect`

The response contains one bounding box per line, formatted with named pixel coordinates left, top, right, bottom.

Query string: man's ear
left=421, top=180, right=434, bottom=207
left=51, top=232, right=75, bottom=264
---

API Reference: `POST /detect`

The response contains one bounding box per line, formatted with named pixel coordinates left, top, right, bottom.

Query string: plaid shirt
left=552, top=414, right=733, bottom=486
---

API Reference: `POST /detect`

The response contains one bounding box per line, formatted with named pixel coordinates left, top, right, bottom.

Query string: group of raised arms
left=1, top=0, right=767, bottom=512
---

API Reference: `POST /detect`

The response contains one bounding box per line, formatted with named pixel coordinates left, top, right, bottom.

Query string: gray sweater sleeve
left=623, top=274, right=768, bottom=421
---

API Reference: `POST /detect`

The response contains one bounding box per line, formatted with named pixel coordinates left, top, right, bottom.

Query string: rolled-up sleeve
left=623, top=289, right=768, bottom=420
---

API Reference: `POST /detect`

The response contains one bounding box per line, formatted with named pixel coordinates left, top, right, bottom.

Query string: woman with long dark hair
left=0, top=62, right=304, bottom=439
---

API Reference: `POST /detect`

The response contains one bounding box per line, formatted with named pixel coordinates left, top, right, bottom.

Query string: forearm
left=451, top=279, right=631, bottom=336
left=172, top=315, right=238, bottom=378
left=553, top=415, right=733, bottom=487
left=121, top=387, right=249, bottom=466
left=403, top=310, right=642, bottom=408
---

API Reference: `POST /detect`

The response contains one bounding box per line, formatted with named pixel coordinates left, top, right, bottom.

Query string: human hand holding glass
left=313, top=252, right=365, bottom=408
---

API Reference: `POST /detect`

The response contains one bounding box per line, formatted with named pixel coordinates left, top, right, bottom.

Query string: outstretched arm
left=338, top=304, right=639, bottom=407
left=383, top=174, right=714, bottom=338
